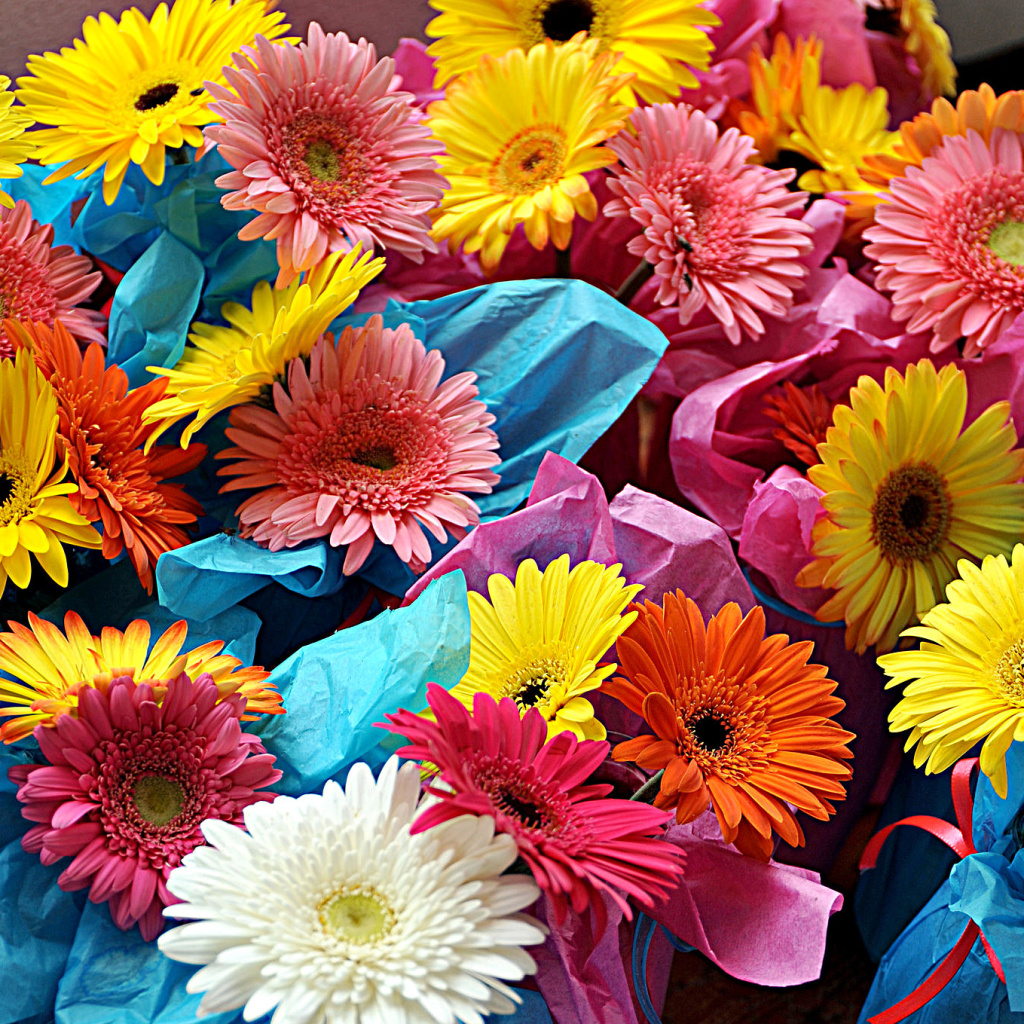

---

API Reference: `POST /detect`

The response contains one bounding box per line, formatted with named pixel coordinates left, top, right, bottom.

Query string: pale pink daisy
left=10, top=673, right=281, bottom=940
left=605, top=103, right=814, bottom=345
left=382, top=684, right=685, bottom=934
left=205, top=24, right=446, bottom=287
left=216, top=314, right=500, bottom=574
left=865, top=129, right=1024, bottom=356
left=0, top=200, right=105, bottom=347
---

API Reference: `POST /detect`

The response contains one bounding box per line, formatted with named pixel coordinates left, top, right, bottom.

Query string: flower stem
left=554, top=243, right=572, bottom=278
left=615, top=260, right=655, bottom=306
left=630, top=769, right=665, bottom=804
left=169, top=146, right=192, bottom=166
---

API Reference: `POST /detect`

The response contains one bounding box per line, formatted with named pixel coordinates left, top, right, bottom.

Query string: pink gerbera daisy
left=216, top=314, right=500, bottom=574
left=205, top=24, right=446, bottom=287
left=605, top=103, right=813, bottom=344
left=10, top=673, right=280, bottom=940
left=382, top=684, right=685, bottom=933
left=865, top=129, right=1024, bottom=356
left=0, top=200, right=105, bottom=349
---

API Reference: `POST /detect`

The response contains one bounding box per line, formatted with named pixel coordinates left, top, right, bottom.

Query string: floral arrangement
left=1, top=1, right=1023, bottom=1023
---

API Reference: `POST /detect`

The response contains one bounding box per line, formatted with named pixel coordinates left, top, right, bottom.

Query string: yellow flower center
left=871, top=463, right=952, bottom=565
left=0, top=447, right=36, bottom=527
left=133, top=774, right=185, bottom=825
left=995, top=638, right=1024, bottom=705
left=501, top=642, right=572, bottom=711
left=491, top=125, right=568, bottom=196
left=988, top=220, right=1024, bottom=267
left=318, top=887, right=395, bottom=944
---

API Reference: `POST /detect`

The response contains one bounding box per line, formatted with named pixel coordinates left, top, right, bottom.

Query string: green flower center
left=133, top=774, right=185, bottom=826
left=303, top=139, right=342, bottom=183
left=988, top=219, right=1024, bottom=266
left=318, top=888, right=395, bottom=944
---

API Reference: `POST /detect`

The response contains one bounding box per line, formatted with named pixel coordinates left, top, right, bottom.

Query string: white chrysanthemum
left=158, top=758, right=545, bottom=1024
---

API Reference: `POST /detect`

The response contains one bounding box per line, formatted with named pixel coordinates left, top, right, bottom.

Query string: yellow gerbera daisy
left=0, top=610, right=283, bottom=743
left=428, top=36, right=631, bottom=272
left=891, top=0, right=956, bottom=99
left=449, top=555, right=642, bottom=740
left=797, top=360, right=1024, bottom=655
left=0, top=76, right=35, bottom=209
left=16, top=0, right=292, bottom=205
left=787, top=73, right=898, bottom=193
left=142, top=247, right=384, bottom=449
left=0, top=348, right=100, bottom=597
left=878, top=545, right=1024, bottom=798
left=727, top=34, right=822, bottom=166
left=425, top=0, right=718, bottom=104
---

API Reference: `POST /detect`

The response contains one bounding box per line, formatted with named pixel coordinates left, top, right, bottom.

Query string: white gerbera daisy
left=158, top=758, right=545, bottom=1024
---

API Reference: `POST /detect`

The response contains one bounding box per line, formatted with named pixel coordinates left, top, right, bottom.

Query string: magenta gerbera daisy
left=382, top=683, right=685, bottom=932
left=216, top=314, right=500, bottom=574
left=0, top=200, right=104, bottom=348
left=10, top=673, right=281, bottom=940
left=605, top=103, right=813, bottom=344
left=205, top=24, right=446, bottom=286
left=865, top=129, right=1024, bottom=356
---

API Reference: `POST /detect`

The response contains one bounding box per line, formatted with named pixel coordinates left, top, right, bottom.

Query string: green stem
left=630, top=769, right=665, bottom=804
left=554, top=243, right=572, bottom=278
left=615, top=259, right=655, bottom=306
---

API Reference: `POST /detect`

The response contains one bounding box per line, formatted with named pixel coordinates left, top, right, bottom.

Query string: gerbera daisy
left=17, top=0, right=292, bottom=204
left=425, top=0, right=718, bottom=104
left=216, top=315, right=500, bottom=574
left=786, top=77, right=898, bottom=194
left=796, top=360, right=1024, bottom=654
left=11, top=673, right=281, bottom=940
left=726, top=34, right=822, bottom=165
left=0, top=610, right=282, bottom=743
left=763, top=381, right=834, bottom=467
left=428, top=36, right=632, bottom=272
left=0, top=200, right=105, bottom=347
left=606, top=592, right=854, bottom=861
left=879, top=545, right=1024, bottom=798
left=861, top=0, right=956, bottom=99
left=206, top=25, right=445, bottom=287
left=6, top=319, right=205, bottom=593
left=142, top=246, right=384, bottom=449
left=0, top=348, right=100, bottom=600
left=604, top=103, right=814, bottom=344
left=0, top=76, right=35, bottom=209
left=159, top=757, right=545, bottom=1021
left=865, top=129, right=1024, bottom=355
left=446, top=555, right=640, bottom=741
left=384, top=685, right=684, bottom=930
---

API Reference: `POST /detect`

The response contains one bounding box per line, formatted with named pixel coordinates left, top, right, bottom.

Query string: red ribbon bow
left=859, top=757, right=1006, bottom=1024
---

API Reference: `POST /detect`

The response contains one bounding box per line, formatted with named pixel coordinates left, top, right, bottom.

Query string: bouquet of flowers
left=1, top=0, right=1023, bottom=1022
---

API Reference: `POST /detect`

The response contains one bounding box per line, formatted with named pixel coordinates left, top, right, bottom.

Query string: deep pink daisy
left=865, top=129, right=1024, bottom=356
left=605, top=103, right=813, bottom=345
left=382, top=683, right=685, bottom=932
left=10, top=673, right=280, bottom=940
left=0, top=200, right=105, bottom=348
left=216, top=314, right=500, bottom=574
left=205, top=24, right=446, bottom=286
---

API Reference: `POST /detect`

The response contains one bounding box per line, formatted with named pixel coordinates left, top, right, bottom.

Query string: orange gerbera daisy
left=0, top=611, right=283, bottom=743
left=607, top=592, right=854, bottom=860
left=763, top=382, right=834, bottom=467
left=847, top=85, right=1024, bottom=232
left=6, top=319, right=206, bottom=592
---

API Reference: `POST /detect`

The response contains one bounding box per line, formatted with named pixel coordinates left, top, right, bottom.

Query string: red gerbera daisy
left=6, top=319, right=207, bottom=592
left=10, top=673, right=281, bottom=940
left=382, top=683, right=684, bottom=933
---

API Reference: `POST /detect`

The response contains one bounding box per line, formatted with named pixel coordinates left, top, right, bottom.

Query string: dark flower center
left=871, top=463, right=952, bottom=564
left=135, top=83, right=180, bottom=112
left=303, top=139, right=342, bottom=182
left=516, top=677, right=549, bottom=707
left=541, top=0, right=595, bottom=40
left=133, top=774, right=185, bottom=825
left=493, top=788, right=549, bottom=830
left=350, top=445, right=398, bottom=471
left=0, top=472, right=14, bottom=506
left=689, top=711, right=730, bottom=753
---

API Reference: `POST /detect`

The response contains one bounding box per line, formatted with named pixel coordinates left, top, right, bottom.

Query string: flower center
left=303, top=139, right=342, bottom=183
left=988, top=219, right=1024, bottom=266
left=491, top=125, right=568, bottom=196
left=135, top=83, right=181, bottom=112
left=283, top=112, right=372, bottom=206
left=688, top=711, right=731, bottom=754
left=318, top=887, right=395, bottom=944
left=0, top=450, right=35, bottom=527
left=995, top=638, right=1024, bottom=705
left=350, top=444, right=397, bottom=471
left=493, top=788, right=550, bottom=829
left=133, top=774, right=185, bottom=826
left=871, top=463, right=952, bottom=565
left=500, top=643, right=572, bottom=713
left=541, top=0, right=596, bottom=40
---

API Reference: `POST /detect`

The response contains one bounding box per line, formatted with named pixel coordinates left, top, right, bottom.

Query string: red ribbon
left=859, top=758, right=1006, bottom=1024
left=336, top=586, right=402, bottom=631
